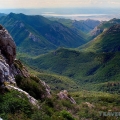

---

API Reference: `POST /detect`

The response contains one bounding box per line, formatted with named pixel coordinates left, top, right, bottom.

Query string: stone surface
left=0, top=56, right=16, bottom=86
left=11, top=60, right=30, bottom=78
left=40, top=80, right=51, bottom=98
left=90, top=26, right=102, bottom=37
left=0, top=25, right=16, bottom=65
left=7, top=85, right=39, bottom=107
left=57, top=90, right=76, bottom=104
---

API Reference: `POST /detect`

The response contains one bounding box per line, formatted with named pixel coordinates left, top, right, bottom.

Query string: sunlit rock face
left=0, top=25, right=29, bottom=86
left=0, top=50, right=16, bottom=86
left=40, top=80, right=51, bottom=98
left=0, top=25, right=16, bottom=86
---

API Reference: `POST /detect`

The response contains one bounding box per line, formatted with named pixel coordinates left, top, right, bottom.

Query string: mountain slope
left=49, top=18, right=101, bottom=41
left=0, top=13, right=86, bottom=56
left=89, top=18, right=120, bottom=39
left=78, top=24, right=120, bottom=53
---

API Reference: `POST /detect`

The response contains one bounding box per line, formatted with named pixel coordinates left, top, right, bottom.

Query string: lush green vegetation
left=23, top=66, right=80, bottom=92
left=1, top=89, right=120, bottom=120
left=18, top=47, right=120, bottom=93
left=0, top=90, right=78, bottom=120
left=0, top=90, right=33, bottom=120
left=15, top=75, right=47, bottom=100
left=71, top=91, right=120, bottom=120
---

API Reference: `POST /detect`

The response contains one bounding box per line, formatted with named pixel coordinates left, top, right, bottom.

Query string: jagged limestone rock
left=12, top=60, right=30, bottom=78
left=90, top=26, right=102, bottom=37
left=40, top=80, right=51, bottom=98
left=0, top=56, right=16, bottom=86
left=0, top=25, right=16, bottom=86
left=0, top=25, right=16, bottom=65
left=57, top=90, right=76, bottom=104
left=0, top=25, right=53, bottom=107
left=7, top=85, right=39, bottom=107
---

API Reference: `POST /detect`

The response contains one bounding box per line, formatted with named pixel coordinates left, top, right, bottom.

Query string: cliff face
left=0, top=25, right=30, bottom=86
left=0, top=25, right=16, bottom=86
left=0, top=25, right=51, bottom=101
left=0, top=25, right=16, bottom=65
left=0, top=25, right=76, bottom=108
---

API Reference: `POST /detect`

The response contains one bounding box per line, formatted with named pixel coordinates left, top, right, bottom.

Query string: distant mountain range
left=49, top=17, right=101, bottom=40
left=49, top=18, right=100, bottom=33
left=0, top=13, right=87, bottom=56
left=0, top=13, right=6, bottom=17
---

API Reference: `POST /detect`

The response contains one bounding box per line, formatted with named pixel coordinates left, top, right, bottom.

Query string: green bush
left=60, top=110, right=75, bottom=120
left=32, top=111, right=51, bottom=120
left=0, top=91, right=33, bottom=119
left=15, top=75, right=46, bottom=100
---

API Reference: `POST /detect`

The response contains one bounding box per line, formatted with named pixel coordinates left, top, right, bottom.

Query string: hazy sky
left=0, top=0, right=120, bottom=8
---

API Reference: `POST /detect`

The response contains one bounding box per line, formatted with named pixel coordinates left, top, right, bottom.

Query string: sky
left=0, top=0, right=120, bottom=9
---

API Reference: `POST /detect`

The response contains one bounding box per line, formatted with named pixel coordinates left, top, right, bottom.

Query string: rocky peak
left=0, top=25, right=16, bottom=87
left=105, top=24, right=120, bottom=34
left=0, top=24, right=16, bottom=65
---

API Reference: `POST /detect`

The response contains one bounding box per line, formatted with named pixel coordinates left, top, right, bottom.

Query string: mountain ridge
left=78, top=24, right=120, bottom=53
left=0, top=13, right=86, bottom=56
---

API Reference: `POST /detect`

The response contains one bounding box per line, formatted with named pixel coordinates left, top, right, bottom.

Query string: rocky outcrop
left=0, top=25, right=51, bottom=106
left=57, top=90, right=76, bottom=104
left=105, top=24, right=120, bottom=34
left=90, top=26, right=103, bottom=37
left=85, top=102, right=95, bottom=109
left=0, top=57, right=31, bottom=89
left=0, top=25, right=29, bottom=86
left=7, top=85, right=39, bottom=107
left=0, top=25, right=16, bottom=65
left=11, top=60, right=30, bottom=78
left=0, top=55, right=16, bottom=86
left=0, top=25, right=77, bottom=108
left=40, top=80, right=51, bottom=98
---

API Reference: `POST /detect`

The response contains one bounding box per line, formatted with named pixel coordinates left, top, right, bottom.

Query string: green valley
left=18, top=23, right=120, bottom=94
